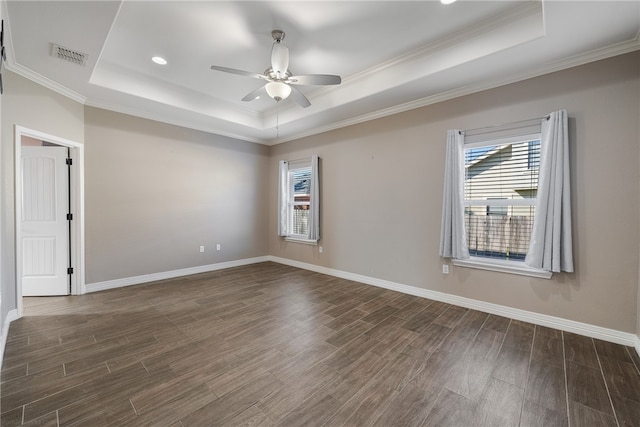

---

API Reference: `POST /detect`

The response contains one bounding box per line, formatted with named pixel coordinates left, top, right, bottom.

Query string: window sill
left=284, top=237, right=318, bottom=245
left=452, top=257, right=552, bottom=279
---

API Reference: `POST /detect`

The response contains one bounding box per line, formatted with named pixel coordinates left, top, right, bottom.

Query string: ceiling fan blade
left=210, top=65, right=266, bottom=80
left=289, top=86, right=311, bottom=108
left=241, top=86, right=267, bottom=102
left=287, top=74, right=342, bottom=86
left=271, top=42, right=289, bottom=78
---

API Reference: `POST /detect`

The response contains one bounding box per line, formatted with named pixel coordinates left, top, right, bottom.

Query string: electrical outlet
left=199, top=245, right=205, bottom=253
left=216, top=244, right=221, bottom=251
left=442, top=264, right=449, bottom=274
left=319, top=246, right=323, bottom=253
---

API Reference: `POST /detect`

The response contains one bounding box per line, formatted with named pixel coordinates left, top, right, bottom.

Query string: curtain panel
left=277, top=160, right=288, bottom=236
left=308, top=155, right=320, bottom=242
left=525, top=110, right=573, bottom=272
left=439, top=129, right=469, bottom=259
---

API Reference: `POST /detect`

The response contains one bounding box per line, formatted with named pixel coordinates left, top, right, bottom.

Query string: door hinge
left=67, top=213, right=73, bottom=221
left=66, top=158, right=73, bottom=166
left=67, top=267, right=74, bottom=275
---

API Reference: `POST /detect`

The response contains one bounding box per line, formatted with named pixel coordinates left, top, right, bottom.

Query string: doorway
left=14, top=126, right=84, bottom=313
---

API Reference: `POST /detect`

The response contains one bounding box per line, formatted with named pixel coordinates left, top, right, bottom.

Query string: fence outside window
left=465, top=213, right=534, bottom=260
left=292, top=207, right=309, bottom=236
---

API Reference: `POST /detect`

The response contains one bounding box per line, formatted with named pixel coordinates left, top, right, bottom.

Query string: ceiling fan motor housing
left=271, top=30, right=285, bottom=43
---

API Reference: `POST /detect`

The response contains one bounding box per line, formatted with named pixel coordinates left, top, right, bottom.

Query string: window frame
left=458, top=132, right=551, bottom=279
left=278, top=157, right=319, bottom=245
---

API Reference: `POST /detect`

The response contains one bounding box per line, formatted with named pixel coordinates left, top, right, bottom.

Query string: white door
left=21, top=146, right=70, bottom=296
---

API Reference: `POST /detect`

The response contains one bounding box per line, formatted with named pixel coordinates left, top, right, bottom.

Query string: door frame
left=14, top=125, right=85, bottom=314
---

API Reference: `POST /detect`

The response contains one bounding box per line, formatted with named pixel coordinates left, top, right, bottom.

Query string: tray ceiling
left=4, top=1, right=639, bottom=144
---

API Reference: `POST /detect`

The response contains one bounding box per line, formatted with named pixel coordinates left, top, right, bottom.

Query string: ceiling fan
left=210, top=30, right=341, bottom=108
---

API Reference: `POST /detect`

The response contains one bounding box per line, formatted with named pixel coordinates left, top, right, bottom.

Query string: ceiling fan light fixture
left=265, top=81, right=292, bottom=102
left=152, top=56, right=167, bottom=65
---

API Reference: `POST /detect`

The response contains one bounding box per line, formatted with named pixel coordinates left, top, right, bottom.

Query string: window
left=278, top=156, right=320, bottom=243
left=464, top=134, right=541, bottom=262
left=441, top=111, right=571, bottom=277
left=289, top=167, right=311, bottom=237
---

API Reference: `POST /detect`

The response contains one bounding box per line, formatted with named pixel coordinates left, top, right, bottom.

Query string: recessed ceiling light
left=441, top=0, right=457, bottom=4
left=152, top=56, right=167, bottom=65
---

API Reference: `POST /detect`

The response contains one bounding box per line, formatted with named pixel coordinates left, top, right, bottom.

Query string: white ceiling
left=4, top=1, right=639, bottom=145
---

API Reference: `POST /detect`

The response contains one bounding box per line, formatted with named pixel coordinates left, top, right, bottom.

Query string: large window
left=441, top=111, right=572, bottom=276
left=278, top=156, right=320, bottom=243
left=464, top=134, right=541, bottom=261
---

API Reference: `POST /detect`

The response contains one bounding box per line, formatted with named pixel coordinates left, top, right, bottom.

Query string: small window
left=289, top=167, right=311, bottom=238
left=278, top=156, right=320, bottom=243
left=464, top=135, right=540, bottom=261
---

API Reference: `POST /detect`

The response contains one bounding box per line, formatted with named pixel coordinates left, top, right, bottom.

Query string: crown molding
left=264, top=0, right=544, bottom=134
left=5, top=6, right=637, bottom=148
left=272, top=35, right=640, bottom=145
left=2, top=0, right=86, bottom=104
left=84, top=98, right=270, bottom=145
left=6, top=61, right=87, bottom=104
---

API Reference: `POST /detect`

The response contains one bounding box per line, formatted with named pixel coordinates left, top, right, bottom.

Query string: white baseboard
left=268, top=256, right=640, bottom=350
left=0, top=309, right=20, bottom=370
left=85, top=256, right=270, bottom=293
left=81, top=254, right=640, bottom=355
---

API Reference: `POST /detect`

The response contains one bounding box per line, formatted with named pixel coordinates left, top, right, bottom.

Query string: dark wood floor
left=1, top=262, right=639, bottom=426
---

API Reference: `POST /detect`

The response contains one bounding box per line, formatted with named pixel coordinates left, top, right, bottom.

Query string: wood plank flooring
left=2, top=262, right=639, bottom=426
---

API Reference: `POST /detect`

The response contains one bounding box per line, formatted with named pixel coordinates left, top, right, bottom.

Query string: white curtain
left=525, top=110, right=573, bottom=272
left=307, top=155, right=320, bottom=242
left=277, top=160, right=288, bottom=236
left=439, top=130, right=469, bottom=259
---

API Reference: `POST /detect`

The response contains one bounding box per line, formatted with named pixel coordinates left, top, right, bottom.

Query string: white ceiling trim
left=1, top=4, right=87, bottom=105
left=271, top=36, right=640, bottom=145
left=2, top=1, right=86, bottom=104
left=3, top=1, right=638, bottom=146
left=6, top=61, right=87, bottom=104
left=84, top=98, right=269, bottom=145
left=89, top=61, right=265, bottom=127
left=263, top=1, right=544, bottom=127
left=8, top=33, right=639, bottom=147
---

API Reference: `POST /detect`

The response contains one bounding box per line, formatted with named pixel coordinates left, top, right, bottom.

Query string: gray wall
left=0, top=72, right=269, bottom=319
left=84, top=107, right=270, bottom=284
left=1, top=52, right=639, bottom=338
left=0, top=71, right=85, bottom=322
left=269, top=52, right=640, bottom=334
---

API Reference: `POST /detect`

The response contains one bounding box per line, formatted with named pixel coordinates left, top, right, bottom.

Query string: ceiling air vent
left=51, top=43, right=87, bottom=66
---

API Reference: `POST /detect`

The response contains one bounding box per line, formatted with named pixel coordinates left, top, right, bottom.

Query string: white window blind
left=464, top=133, right=541, bottom=261
left=289, top=164, right=312, bottom=238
